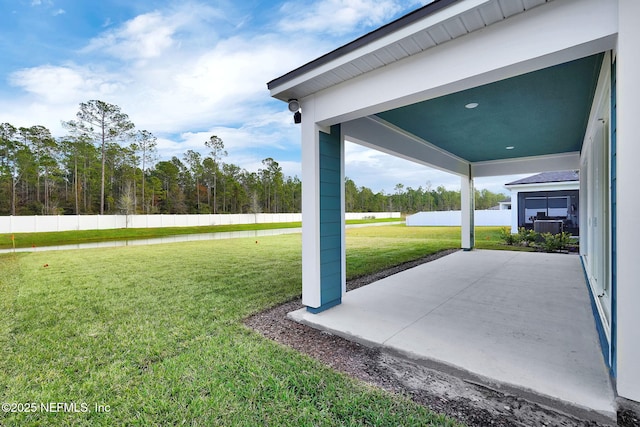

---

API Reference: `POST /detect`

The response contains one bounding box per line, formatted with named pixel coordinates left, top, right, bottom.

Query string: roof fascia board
left=342, top=116, right=470, bottom=177
left=303, top=0, right=617, bottom=126
left=268, top=0, right=486, bottom=95
left=472, top=152, right=581, bottom=177
left=505, top=182, right=580, bottom=192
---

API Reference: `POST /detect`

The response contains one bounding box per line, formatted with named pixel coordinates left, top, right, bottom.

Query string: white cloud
left=344, top=142, right=530, bottom=194
left=28, top=0, right=65, bottom=16
left=277, top=0, right=420, bottom=35
left=65, top=2, right=324, bottom=134
left=176, top=36, right=285, bottom=100
left=82, top=11, right=178, bottom=60
left=0, top=98, right=76, bottom=135
left=475, top=175, right=527, bottom=195
left=81, top=4, right=229, bottom=62
left=2, top=0, right=469, bottom=193
left=30, top=0, right=55, bottom=7
left=6, top=2, right=320, bottom=136
left=345, top=141, right=460, bottom=193
left=154, top=121, right=302, bottom=180
left=115, top=31, right=326, bottom=134
left=8, top=64, right=123, bottom=105
left=5, top=63, right=129, bottom=136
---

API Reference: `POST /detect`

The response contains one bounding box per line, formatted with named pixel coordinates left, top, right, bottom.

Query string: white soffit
left=342, top=116, right=470, bottom=177
left=269, top=0, right=551, bottom=101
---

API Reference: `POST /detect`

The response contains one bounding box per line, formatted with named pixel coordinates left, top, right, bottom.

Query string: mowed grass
left=0, top=218, right=401, bottom=250
left=0, top=222, right=303, bottom=250
left=346, top=225, right=528, bottom=277
left=347, top=225, right=459, bottom=277
left=0, top=225, right=465, bottom=427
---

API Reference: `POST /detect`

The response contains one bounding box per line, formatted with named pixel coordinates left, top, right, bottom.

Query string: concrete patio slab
left=289, top=249, right=615, bottom=419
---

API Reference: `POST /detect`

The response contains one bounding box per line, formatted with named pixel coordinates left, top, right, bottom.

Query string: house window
left=518, top=190, right=579, bottom=234
left=548, top=196, right=570, bottom=218
left=524, top=197, right=547, bottom=224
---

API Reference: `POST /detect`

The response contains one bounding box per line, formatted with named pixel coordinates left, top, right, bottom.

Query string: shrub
left=499, top=227, right=539, bottom=247
left=517, top=227, right=538, bottom=247
left=499, top=227, right=518, bottom=245
left=540, top=231, right=572, bottom=252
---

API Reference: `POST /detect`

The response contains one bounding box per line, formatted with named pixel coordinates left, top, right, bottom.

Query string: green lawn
left=0, top=225, right=466, bottom=427
left=0, top=217, right=401, bottom=250
left=347, top=225, right=459, bottom=277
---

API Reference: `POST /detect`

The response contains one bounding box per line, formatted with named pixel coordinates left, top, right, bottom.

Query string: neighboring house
left=505, top=171, right=579, bottom=235
left=487, top=196, right=511, bottom=210
left=268, top=0, right=640, bottom=405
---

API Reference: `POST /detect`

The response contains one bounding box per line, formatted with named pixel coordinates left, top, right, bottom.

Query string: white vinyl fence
left=1, top=212, right=401, bottom=233
left=406, top=210, right=511, bottom=227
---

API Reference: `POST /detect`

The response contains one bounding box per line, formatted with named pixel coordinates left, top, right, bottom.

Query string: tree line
left=0, top=100, right=506, bottom=216
left=345, top=179, right=507, bottom=213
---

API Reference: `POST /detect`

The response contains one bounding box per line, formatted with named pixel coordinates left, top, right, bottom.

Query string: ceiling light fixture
left=506, top=146, right=515, bottom=150
left=465, top=102, right=479, bottom=109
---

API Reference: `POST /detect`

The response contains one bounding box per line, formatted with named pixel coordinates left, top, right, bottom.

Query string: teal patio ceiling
left=376, top=53, right=604, bottom=163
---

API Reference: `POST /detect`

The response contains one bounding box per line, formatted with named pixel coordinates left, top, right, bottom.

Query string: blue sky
left=0, top=0, right=519, bottom=195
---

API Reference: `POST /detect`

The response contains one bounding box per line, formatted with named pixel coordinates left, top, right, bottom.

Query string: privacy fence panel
left=1, top=212, right=401, bottom=233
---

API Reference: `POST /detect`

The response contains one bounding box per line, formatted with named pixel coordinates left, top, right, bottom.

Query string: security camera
left=288, top=99, right=300, bottom=112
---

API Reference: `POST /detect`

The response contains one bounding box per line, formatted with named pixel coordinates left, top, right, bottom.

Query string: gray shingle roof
left=505, top=170, right=579, bottom=186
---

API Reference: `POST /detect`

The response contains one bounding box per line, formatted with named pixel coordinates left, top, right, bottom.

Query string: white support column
left=301, top=97, right=322, bottom=309
left=461, top=172, right=475, bottom=250
left=510, top=191, right=519, bottom=234
left=339, top=129, right=347, bottom=300
left=615, top=0, right=640, bottom=403
left=300, top=98, right=345, bottom=312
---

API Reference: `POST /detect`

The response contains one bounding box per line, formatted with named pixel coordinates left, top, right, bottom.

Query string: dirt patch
left=244, top=250, right=623, bottom=427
